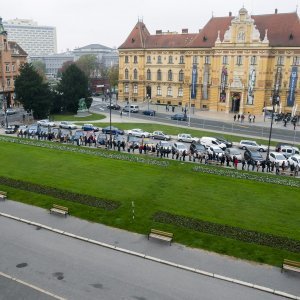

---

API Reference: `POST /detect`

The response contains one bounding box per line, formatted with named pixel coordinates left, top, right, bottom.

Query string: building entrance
left=231, top=93, right=241, bottom=112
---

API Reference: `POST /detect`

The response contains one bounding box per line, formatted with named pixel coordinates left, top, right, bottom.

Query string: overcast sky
left=1, top=0, right=299, bottom=52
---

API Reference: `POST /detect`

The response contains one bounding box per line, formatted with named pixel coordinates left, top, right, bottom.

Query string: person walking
left=233, top=114, right=237, bottom=122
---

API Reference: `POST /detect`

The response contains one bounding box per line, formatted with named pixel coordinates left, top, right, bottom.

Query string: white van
left=280, top=146, right=300, bottom=158
left=123, top=104, right=139, bottom=113
left=200, top=136, right=227, bottom=150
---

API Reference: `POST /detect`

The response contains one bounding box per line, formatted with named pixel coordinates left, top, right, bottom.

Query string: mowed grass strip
left=0, top=140, right=299, bottom=265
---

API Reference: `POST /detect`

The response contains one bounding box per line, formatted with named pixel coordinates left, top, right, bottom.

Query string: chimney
left=229, top=11, right=232, bottom=16
left=156, top=30, right=162, bottom=35
left=275, top=8, right=278, bottom=14
left=182, top=28, right=188, bottom=34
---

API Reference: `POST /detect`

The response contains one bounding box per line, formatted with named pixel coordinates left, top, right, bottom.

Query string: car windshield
left=275, top=154, right=286, bottom=160
left=230, top=149, right=241, bottom=155
left=251, top=152, right=262, bottom=159
left=177, top=144, right=186, bottom=150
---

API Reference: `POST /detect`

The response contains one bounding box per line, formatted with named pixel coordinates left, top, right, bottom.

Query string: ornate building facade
left=118, top=8, right=300, bottom=115
left=0, top=18, right=27, bottom=108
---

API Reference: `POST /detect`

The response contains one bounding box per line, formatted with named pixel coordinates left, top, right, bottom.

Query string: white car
left=37, top=119, right=56, bottom=127
left=280, top=146, right=300, bottom=158
left=269, top=152, right=288, bottom=167
left=127, top=128, right=150, bottom=138
left=200, top=136, right=226, bottom=150
left=59, top=121, right=77, bottom=129
left=239, top=140, right=267, bottom=152
left=288, top=154, right=300, bottom=168
left=152, top=131, right=171, bottom=140
left=172, top=142, right=189, bottom=154
left=207, top=145, right=224, bottom=156
left=177, top=133, right=199, bottom=143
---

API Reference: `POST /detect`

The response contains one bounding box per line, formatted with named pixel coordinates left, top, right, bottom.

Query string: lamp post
left=188, top=84, right=191, bottom=127
left=2, top=84, right=8, bottom=128
left=266, top=94, right=280, bottom=160
left=109, top=92, right=112, bottom=149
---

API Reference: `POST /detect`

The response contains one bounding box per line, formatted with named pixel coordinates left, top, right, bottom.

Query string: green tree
left=58, top=64, right=88, bottom=113
left=31, top=60, right=46, bottom=80
left=14, top=63, right=53, bottom=119
left=107, top=65, right=119, bottom=91
left=75, top=54, right=98, bottom=78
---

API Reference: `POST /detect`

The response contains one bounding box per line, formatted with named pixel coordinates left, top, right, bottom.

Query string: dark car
left=216, top=136, right=233, bottom=148
left=190, top=142, right=206, bottom=155
left=244, top=149, right=265, bottom=164
left=127, top=135, right=140, bottom=149
left=107, top=104, right=121, bottom=110
left=102, top=126, right=124, bottom=135
left=171, top=113, right=187, bottom=121
left=143, top=109, right=156, bottom=116
left=72, top=130, right=85, bottom=142
left=97, top=133, right=107, bottom=145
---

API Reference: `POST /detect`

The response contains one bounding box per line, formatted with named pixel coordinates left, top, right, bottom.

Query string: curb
left=0, top=211, right=299, bottom=300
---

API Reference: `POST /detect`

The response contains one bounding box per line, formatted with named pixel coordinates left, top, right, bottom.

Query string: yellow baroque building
left=118, top=8, right=300, bottom=115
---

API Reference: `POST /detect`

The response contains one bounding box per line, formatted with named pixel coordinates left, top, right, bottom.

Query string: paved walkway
left=0, top=200, right=299, bottom=298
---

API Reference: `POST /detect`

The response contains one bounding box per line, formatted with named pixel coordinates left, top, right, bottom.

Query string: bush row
left=0, top=176, right=120, bottom=210
left=153, top=211, right=300, bottom=253
left=192, top=165, right=300, bottom=188
left=0, top=136, right=169, bottom=168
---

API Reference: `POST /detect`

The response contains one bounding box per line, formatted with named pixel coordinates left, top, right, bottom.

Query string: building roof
left=8, top=41, right=27, bottom=56
left=74, top=44, right=113, bottom=51
left=119, top=11, right=300, bottom=49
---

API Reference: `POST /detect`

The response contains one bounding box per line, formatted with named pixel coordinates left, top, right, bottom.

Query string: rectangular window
left=133, top=84, right=138, bottom=94
left=124, top=84, right=129, bottom=93
left=179, top=56, right=184, bottom=64
left=178, top=87, right=183, bottom=97
left=236, top=55, right=243, bottom=65
left=134, top=56, right=138, bottom=64
left=277, top=56, right=284, bottom=65
left=292, top=56, right=300, bottom=65
left=250, top=56, right=257, bottom=65
left=167, top=87, right=172, bottom=96
left=125, top=56, right=129, bottom=63
left=193, top=56, right=198, bottom=64
left=222, top=56, right=228, bottom=65
left=168, top=56, right=173, bottom=64
left=146, top=56, right=151, bottom=63
left=204, top=56, right=210, bottom=64
left=7, top=78, right=11, bottom=86
left=157, top=86, right=162, bottom=96
left=157, top=56, right=162, bottom=64
left=12, top=64, right=15, bottom=72
left=5, top=64, right=10, bottom=72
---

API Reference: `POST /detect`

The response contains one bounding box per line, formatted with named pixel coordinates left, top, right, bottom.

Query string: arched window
left=168, top=70, right=173, bottom=81
left=147, top=69, right=151, bottom=80
left=179, top=70, right=184, bottom=82
left=134, top=69, right=138, bottom=80
left=125, top=68, right=129, bottom=80
left=157, top=69, right=162, bottom=81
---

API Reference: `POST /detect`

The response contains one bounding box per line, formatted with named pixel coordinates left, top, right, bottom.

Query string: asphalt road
left=93, top=101, right=300, bottom=144
left=0, top=216, right=288, bottom=300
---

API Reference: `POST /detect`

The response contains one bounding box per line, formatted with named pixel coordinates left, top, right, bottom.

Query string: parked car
left=172, top=142, right=189, bottom=154
left=171, top=113, right=187, bottom=121
left=72, top=130, right=85, bottom=142
left=215, top=136, right=233, bottom=148
left=279, top=146, right=300, bottom=158
left=157, top=141, right=173, bottom=153
left=275, top=142, right=294, bottom=152
left=224, top=148, right=243, bottom=162
left=127, top=135, right=140, bottom=149
left=82, top=124, right=99, bottom=132
left=190, top=142, right=206, bottom=156
left=177, top=133, right=199, bottom=143
left=142, top=109, right=156, bottom=116
left=207, top=145, right=224, bottom=157
left=152, top=131, right=171, bottom=140
left=244, top=149, right=265, bottom=164
left=27, top=124, right=39, bottom=135
left=97, top=133, right=107, bottom=145
left=4, top=125, right=19, bottom=134
left=239, top=140, right=267, bottom=152
left=37, top=119, right=56, bottom=127
left=102, top=126, right=124, bottom=135
left=127, top=128, right=150, bottom=138
left=200, top=137, right=226, bottom=150
left=268, top=152, right=288, bottom=166
left=123, top=104, right=139, bottom=113
left=287, top=154, right=300, bottom=168
left=59, top=121, right=77, bottom=129
left=107, top=103, right=121, bottom=110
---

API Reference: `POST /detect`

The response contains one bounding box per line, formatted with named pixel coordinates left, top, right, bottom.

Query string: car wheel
left=242, top=146, right=246, bottom=150
left=141, top=135, right=145, bottom=138
left=179, top=139, right=182, bottom=142
left=259, top=148, right=264, bottom=152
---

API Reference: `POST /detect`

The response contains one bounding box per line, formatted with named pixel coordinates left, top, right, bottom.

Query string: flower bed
left=0, top=176, right=120, bottom=210
left=153, top=211, right=300, bottom=253
left=192, top=165, right=300, bottom=188
left=0, top=136, right=169, bottom=168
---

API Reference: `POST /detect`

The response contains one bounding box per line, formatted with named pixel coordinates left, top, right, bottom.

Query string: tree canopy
left=14, top=63, right=53, bottom=119
left=57, top=64, right=89, bottom=113
left=75, top=54, right=98, bottom=78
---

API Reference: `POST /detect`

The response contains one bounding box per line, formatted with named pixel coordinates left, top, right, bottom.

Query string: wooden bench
left=148, top=229, right=173, bottom=245
left=282, top=259, right=300, bottom=273
left=0, top=191, right=7, bottom=200
left=50, top=204, right=69, bottom=217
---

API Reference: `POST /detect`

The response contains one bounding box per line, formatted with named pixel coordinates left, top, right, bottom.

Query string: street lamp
left=109, top=92, right=112, bottom=149
left=2, top=84, right=8, bottom=128
left=266, top=94, right=280, bottom=160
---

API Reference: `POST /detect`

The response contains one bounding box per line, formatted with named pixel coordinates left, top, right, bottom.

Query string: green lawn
left=0, top=139, right=299, bottom=266
left=51, top=113, right=106, bottom=121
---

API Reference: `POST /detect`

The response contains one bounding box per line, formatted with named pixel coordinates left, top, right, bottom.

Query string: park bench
left=148, top=229, right=173, bottom=245
left=0, top=191, right=7, bottom=200
left=50, top=204, right=69, bottom=217
left=281, top=259, right=300, bottom=273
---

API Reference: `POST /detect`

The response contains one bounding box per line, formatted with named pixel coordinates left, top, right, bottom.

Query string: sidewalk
left=0, top=200, right=299, bottom=298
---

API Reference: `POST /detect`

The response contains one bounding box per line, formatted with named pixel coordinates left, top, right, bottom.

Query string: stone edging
left=0, top=212, right=298, bottom=300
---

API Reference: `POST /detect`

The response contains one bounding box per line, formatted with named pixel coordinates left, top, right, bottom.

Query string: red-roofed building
left=0, top=17, right=27, bottom=109
left=118, top=8, right=300, bottom=115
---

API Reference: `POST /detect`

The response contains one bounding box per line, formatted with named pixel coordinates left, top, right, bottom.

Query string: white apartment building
left=3, top=18, right=57, bottom=56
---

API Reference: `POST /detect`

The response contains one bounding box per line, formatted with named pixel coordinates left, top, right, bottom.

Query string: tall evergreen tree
left=58, top=64, right=88, bottom=113
left=14, top=63, right=53, bottom=119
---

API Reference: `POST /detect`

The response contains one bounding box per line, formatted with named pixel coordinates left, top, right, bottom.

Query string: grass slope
left=0, top=140, right=299, bottom=265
